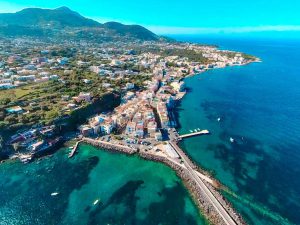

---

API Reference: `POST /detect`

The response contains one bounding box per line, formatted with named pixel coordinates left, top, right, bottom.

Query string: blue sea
left=0, top=145, right=207, bottom=225
left=173, top=35, right=300, bottom=225
left=1, top=35, right=300, bottom=225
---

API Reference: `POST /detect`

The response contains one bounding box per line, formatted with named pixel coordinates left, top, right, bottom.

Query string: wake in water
left=222, top=188, right=292, bottom=225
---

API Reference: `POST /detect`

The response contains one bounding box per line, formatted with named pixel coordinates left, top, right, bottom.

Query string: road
left=168, top=141, right=237, bottom=225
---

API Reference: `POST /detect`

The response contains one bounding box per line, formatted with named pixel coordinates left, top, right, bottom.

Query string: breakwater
left=82, top=138, right=137, bottom=155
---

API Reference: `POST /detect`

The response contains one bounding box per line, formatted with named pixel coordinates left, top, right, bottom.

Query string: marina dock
left=179, top=130, right=210, bottom=139
left=68, top=140, right=82, bottom=158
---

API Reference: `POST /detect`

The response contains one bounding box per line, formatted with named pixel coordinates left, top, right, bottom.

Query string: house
left=57, top=57, right=69, bottom=65
left=154, top=131, right=163, bottom=141
left=73, top=92, right=92, bottom=103
left=0, top=83, right=14, bottom=89
left=79, top=125, right=93, bottom=137
left=83, top=79, right=91, bottom=84
left=49, top=75, right=59, bottom=80
left=126, top=122, right=136, bottom=135
left=126, top=83, right=135, bottom=90
left=101, top=121, right=114, bottom=134
left=170, top=81, right=185, bottom=92
left=135, top=121, right=144, bottom=138
left=6, top=106, right=24, bottom=114
left=147, top=121, right=157, bottom=135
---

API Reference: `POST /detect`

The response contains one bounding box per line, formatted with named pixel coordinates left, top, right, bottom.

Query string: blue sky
left=0, top=0, right=300, bottom=34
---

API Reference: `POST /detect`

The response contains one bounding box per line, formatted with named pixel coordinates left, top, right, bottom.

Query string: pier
left=68, top=140, right=82, bottom=158
left=179, top=130, right=210, bottom=139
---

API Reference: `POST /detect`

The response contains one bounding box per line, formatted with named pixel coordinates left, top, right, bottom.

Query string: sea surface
left=1, top=36, right=300, bottom=225
left=173, top=35, right=300, bottom=225
left=0, top=144, right=207, bottom=225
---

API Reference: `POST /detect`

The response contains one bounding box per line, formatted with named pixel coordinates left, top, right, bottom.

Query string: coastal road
left=168, top=141, right=237, bottom=225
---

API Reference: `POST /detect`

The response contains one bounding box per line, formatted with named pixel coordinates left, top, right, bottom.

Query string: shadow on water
left=204, top=131, right=298, bottom=225
left=87, top=181, right=201, bottom=225
left=195, top=97, right=300, bottom=224
left=87, top=180, right=144, bottom=225
left=0, top=154, right=100, bottom=225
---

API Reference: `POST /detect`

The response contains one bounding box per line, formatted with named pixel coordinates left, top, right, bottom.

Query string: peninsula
left=0, top=7, right=259, bottom=225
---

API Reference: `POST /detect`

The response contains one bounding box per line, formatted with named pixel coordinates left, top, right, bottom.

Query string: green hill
left=0, top=7, right=159, bottom=41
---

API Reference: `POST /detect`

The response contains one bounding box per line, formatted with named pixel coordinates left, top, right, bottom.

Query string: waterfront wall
left=82, top=138, right=136, bottom=155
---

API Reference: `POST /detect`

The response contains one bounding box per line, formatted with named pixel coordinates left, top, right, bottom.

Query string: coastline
left=77, top=57, right=259, bottom=225
left=0, top=48, right=259, bottom=224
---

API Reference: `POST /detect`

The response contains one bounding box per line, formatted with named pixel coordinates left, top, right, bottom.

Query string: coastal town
left=0, top=37, right=255, bottom=160
left=0, top=36, right=257, bottom=225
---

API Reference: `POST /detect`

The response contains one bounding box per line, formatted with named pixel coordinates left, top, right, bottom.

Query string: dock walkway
left=179, top=130, right=210, bottom=139
left=68, top=140, right=82, bottom=158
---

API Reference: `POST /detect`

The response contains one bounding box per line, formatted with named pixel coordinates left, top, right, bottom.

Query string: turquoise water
left=0, top=144, right=208, bottom=225
left=173, top=36, right=300, bottom=225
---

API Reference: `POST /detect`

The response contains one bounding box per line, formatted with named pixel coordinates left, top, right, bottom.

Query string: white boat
left=230, top=137, right=234, bottom=143
left=197, top=128, right=201, bottom=131
left=189, top=130, right=193, bottom=133
left=19, top=155, right=32, bottom=164
left=93, top=199, right=100, bottom=205
left=51, top=192, right=59, bottom=196
left=194, top=129, right=198, bottom=132
left=217, top=117, right=221, bottom=122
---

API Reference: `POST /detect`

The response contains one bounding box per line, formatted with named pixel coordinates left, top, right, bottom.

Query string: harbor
left=66, top=126, right=245, bottom=225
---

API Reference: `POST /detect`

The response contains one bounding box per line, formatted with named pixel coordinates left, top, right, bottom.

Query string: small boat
left=69, top=146, right=74, bottom=149
left=189, top=130, right=193, bottom=133
left=197, top=128, right=201, bottom=131
left=230, top=137, right=234, bottom=143
left=217, top=117, right=221, bottom=122
left=194, top=129, right=198, bottom=132
left=51, top=192, right=59, bottom=196
left=20, top=155, right=32, bottom=164
left=93, top=199, right=100, bottom=205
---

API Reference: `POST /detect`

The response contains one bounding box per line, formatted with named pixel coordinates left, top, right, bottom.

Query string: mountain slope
left=0, top=7, right=159, bottom=41
left=103, top=22, right=158, bottom=41
left=0, top=7, right=100, bottom=28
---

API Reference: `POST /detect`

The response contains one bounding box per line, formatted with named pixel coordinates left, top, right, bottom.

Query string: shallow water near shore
left=0, top=144, right=207, bottom=225
left=175, top=36, right=300, bottom=225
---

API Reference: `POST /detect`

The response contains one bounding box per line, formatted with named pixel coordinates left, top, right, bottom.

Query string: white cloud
left=146, top=25, right=300, bottom=35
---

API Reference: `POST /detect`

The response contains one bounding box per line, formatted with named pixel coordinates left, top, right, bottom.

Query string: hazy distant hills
left=0, top=7, right=159, bottom=41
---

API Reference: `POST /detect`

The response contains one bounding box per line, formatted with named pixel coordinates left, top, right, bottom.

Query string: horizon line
left=146, top=25, right=300, bottom=35
left=1, top=6, right=300, bottom=36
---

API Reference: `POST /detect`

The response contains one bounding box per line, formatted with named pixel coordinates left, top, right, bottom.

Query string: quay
left=179, top=130, right=210, bottom=139
left=68, top=140, right=82, bottom=158
left=82, top=137, right=137, bottom=154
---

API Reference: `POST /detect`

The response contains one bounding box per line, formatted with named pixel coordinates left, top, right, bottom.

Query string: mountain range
left=0, top=7, right=160, bottom=41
